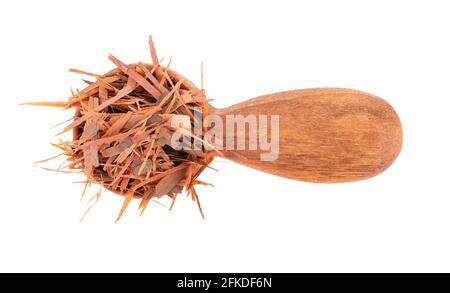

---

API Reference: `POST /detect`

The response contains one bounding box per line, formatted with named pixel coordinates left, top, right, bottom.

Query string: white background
left=0, top=0, right=449, bottom=273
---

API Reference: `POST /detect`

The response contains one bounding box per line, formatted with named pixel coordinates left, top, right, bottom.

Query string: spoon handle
left=211, top=88, right=402, bottom=183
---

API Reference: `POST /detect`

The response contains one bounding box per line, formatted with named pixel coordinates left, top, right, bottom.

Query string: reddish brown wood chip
left=154, top=168, right=187, bottom=198
left=29, top=36, right=213, bottom=220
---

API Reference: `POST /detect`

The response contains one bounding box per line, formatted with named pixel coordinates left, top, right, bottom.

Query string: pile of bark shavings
left=27, top=36, right=218, bottom=221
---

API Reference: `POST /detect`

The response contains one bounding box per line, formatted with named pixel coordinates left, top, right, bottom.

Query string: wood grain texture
left=212, top=88, right=402, bottom=183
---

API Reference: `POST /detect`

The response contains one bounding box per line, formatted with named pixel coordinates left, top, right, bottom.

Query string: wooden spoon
left=75, top=65, right=402, bottom=183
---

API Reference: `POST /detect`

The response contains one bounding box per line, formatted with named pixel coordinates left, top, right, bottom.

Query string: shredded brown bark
left=28, top=36, right=215, bottom=221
